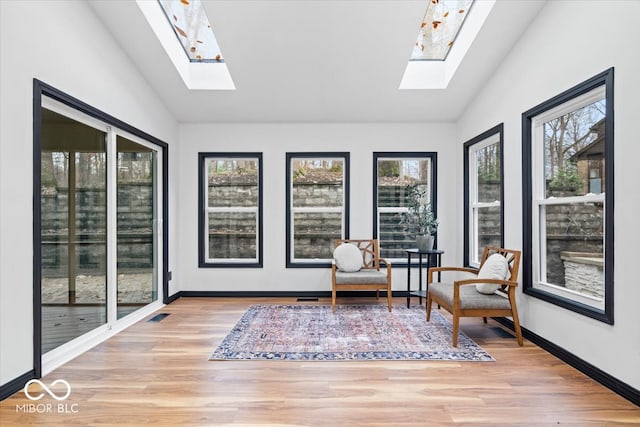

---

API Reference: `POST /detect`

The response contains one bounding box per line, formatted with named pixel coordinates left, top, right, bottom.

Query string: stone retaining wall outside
left=42, top=182, right=604, bottom=296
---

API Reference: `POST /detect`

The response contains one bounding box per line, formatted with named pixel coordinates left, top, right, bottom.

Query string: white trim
left=42, top=301, right=164, bottom=376
left=41, top=97, right=109, bottom=133
left=535, top=281, right=604, bottom=310
left=289, top=157, right=348, bottom=264
left=291, top=207, right=343, bottom=213
left=536, top=194, right=605, bottom=205
left=471, top=201, right=500, bottom=209
left=529, top=86, right=607, bottom=306
left=207, top=206, right=259, bottom=213
left=378, top=206, right=409, bottom=214
left=375, top=157, right=433, bottom=263
left=531, top=86, right=606, bottom=126
left=203, top=157, right=261, bottom=263
left=155, top=148, right=164, bottom=304
left=107, top=128, right=118, bottom=327
left=467, top=137, right=501, bottom=265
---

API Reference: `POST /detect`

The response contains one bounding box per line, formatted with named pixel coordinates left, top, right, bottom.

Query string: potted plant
left=400, top=184, right=439, bottom=251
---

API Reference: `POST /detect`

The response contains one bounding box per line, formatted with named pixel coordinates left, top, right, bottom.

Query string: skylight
left=158, top=0, right=224, bottom=62
left=137, top=0, right=235, bottom=90
left=411, top=0, right=474, bottom=61
left=400, top=0, right=493, bottom=89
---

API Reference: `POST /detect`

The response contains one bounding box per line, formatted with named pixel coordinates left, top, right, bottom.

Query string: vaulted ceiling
left=89, top=1, right=545, bottom=123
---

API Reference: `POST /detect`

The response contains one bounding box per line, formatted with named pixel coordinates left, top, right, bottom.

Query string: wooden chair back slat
left=480, top=246, right=521, bottom=284
left=334, top=239, right=380, bottom=270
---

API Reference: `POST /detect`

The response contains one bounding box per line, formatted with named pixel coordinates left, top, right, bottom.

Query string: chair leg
left=506, top=290, right=523, bottom=346
left=483, top=317, right=488, bottom=324
left=376, top=289, right=380, bottom=300
left=387, top=288, right=392, bottom=312
left=332, top=287, right=336, bottom=312
left=510, top=304, right=524, bottom=346
left=452, top=314, right=460, bottom=347
left=426, top=293, right=432, bottom=321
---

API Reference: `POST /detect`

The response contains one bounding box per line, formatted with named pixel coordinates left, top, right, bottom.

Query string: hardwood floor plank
left=1, top=297, right=638, bottom=426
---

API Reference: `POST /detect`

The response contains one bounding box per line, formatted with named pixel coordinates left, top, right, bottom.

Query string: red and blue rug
left=209, top=304, right=494, bottom=361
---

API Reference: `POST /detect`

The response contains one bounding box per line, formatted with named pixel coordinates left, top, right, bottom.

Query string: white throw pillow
left=475, top=253, right=509, bottom=294
left=333, top=243, right=363, bottom=272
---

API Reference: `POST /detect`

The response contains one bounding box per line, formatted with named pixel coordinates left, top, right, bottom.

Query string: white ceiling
left=89, top=0, right=545, bottom=123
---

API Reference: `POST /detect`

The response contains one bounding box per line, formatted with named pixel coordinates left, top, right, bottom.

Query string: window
left=464, top=124, right=504, bottom=267
left=199, top=153, right=263, bottom=267
left=286, top=153, right=350, bottom=267
left=522, top=68, right=614, bottom=323
left=373, top=152, right=437, bottom=264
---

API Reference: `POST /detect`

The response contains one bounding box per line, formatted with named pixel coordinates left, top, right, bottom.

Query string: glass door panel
left=116, top=135, right=158, bottom=319
left=40, top=108, right=107, bottom=353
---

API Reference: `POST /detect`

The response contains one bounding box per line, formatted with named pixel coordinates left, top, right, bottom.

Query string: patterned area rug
left=209, top=304, right=494, bottom=361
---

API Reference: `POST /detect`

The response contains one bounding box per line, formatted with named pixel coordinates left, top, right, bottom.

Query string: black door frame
left=33, top=79, right=170, bottom=377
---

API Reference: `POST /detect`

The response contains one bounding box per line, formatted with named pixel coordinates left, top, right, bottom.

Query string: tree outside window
left=522, top=68, right=614, bottom=323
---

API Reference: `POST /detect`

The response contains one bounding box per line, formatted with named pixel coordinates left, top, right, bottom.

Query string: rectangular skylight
left=139, top=0, right=234, bottom=89
left=158, top=0, right=224, bottom=62
left=411, top=0, right=474, bottom=61
left=400, top=0, right=493, bottom=89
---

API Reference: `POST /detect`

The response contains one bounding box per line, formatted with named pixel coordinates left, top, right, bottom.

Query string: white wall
left=177, top=123, right=457, bottom=293
left=0, top=1, right=178, bottom=385
left=457, top=1, right=640, bottom=389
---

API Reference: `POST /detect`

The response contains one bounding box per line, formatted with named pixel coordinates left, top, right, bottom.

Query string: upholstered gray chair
left=331, top=239, right=392, bottom=312
left=426, top=246, right=523, bottom=347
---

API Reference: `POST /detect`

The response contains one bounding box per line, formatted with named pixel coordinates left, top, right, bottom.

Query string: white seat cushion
left=475, top=253, right=509, bottom=294
left=333, top=243, right=363, bottom=272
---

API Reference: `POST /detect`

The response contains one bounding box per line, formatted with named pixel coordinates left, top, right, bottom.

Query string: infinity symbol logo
left=24, top=379, right=71, bottom=401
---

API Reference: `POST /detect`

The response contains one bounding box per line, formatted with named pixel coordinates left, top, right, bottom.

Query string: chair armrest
left=427, top=266, right=478, bottom=283
left=453, top=278, right=518, bottom=288
left=378, top=257, right=391, bottom=268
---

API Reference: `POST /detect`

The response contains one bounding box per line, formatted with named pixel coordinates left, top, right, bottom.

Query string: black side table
left=406, top=248, right=444, bottom=308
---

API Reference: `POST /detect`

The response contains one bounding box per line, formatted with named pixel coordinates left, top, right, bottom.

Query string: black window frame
left=463, top=124, right=505, bottom=268
left=372, top=152, right=438, bottom=267
left=198, top=152, right=264, bottom=268
left=522, top=68, right=614, bottom=324
left=285, top=152, right=350, bottom=268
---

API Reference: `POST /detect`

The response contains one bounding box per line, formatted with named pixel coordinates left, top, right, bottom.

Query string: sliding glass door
left=38, top=95, right=164, bottom=371
left=116, top=136, right=159, bottom=319
left=40, top=108, right=108, bottom=353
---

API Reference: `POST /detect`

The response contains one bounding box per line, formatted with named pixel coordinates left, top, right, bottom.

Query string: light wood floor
left=2, top=297, right=639, bottom=426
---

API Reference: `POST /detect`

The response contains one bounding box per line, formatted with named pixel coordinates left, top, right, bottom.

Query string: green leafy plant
left=549, top=162, right=584, bottom=191
left=400, top=185, right=438, bottom=236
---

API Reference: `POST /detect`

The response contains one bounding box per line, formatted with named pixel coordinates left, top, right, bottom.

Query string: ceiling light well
left=137, top=0, right=235, bottom=90
left=400, top=0, right=495, bottom=90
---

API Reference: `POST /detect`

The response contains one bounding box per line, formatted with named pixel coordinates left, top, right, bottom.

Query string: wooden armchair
left=331, top=239, right=392, bottom=312
left=426, top=246, right=523, bottom=347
